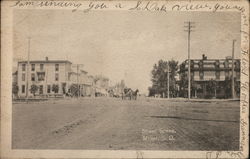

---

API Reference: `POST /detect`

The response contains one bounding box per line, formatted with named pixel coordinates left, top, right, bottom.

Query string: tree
left=148, top=86, right=157, bottom=97
left=179, top=72, right=196, bottom=98
left=52, top=84, right=59, bottom=93
left=12, top=83, right=19, bottom=99
left=235, top=80, right=240, bottom=97
left=223, top=77, right=231, bottom=98
left=207, top=79, right=217, bottom=98
left=69, top=84, right=79, bottom=97
left=30, top=84, right=38, bottom=96
left=223, top=76, right=239, bottom=98
left=120, top=80, right=125, bottom=91
left=149, top=59, right=178, bottom=97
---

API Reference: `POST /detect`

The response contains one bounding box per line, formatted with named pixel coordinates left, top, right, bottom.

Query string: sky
left=13, top=10, right=241, bottom=94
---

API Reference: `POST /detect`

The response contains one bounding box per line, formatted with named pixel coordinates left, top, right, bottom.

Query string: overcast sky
left=13, top=10, right=241, bottom=94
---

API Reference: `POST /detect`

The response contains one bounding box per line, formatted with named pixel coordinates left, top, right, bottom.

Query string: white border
left=1, top=0, right=249, bottom=158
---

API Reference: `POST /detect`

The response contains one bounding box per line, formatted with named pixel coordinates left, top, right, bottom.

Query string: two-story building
left=178, top=54, right=240, bottom=98
left=17, top=57, right=72, bottom=97
left=79, top=71, right=95, bottom=97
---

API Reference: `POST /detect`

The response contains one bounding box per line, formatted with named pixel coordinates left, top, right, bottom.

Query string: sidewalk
left=12, top=96, right=96, bottom=104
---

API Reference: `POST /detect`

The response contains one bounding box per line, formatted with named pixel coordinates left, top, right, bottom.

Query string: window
left=236, top=71, right=240, bottom=79
left=214, top=61, right=220, bottom=69
left=198, top=61, right=203, bottom=68
left=54, top=85, right=59, bottom=93
left=31, top=73, right=35, bottom=81
left=215, top=71, right=220, bottom=80
left=31, top=64, right=35, bottom=71
left=40, top=64, right=44, bottom=71
left=22, top=85, right=25, bottom=93
left=55, top=64, right=59, bottom=71
left=22, top=64, right=26, bottom=71
left=47, top=85, right=51, bottom=93
left=22, top=73, right=25, bottom=81
left=191, top=72, right=194, bottom=79
left=235, top=61, right=240, bottom=69
left=199, top=71, right=204, bottom=80
left=39, top=85, right=43, bottom=94
left=225, top=71, right=229, bottom=78
left=55, top=73, right=59, bottom=81
left=204, top=71, right=215, bottom=80
left=194, top=71, right=199, bottom=80
left=203, top=64, right=214, bottom=68
left=224, top=61, right=229, bottom=68
left=37, top=72, right=45, bottom=81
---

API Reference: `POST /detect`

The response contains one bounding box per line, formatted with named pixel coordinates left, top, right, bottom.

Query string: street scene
left=13, top=97, right=239, bottom=150
left=12, top=10, right=241, bottom=150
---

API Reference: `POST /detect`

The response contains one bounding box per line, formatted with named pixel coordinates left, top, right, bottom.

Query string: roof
left=18, top=60, right=72, bottom=64
left=181, top=58, right=240, bottom=64
left=80, top=70, right=88, bottom=74
left=68, top=71, right=78, bottom=75
left=183, top=58, right=240, bottom=61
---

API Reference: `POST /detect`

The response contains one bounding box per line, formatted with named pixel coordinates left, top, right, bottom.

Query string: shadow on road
left=147, top=115, right=239, bottom=123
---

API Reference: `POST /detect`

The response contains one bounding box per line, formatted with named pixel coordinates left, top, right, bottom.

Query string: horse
left=122, top=88, right=139, bottom=100
left=122, top=88, right=133, bottom=100
left=131, top=89, right=139, bottom=100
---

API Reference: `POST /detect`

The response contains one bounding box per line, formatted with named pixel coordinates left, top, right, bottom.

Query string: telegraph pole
left=77, top=64, right=79, bottom=98
left=72, top=64, right=84, bottom=98
left=26, top=37, right=31, bottom=101
left=184, top=21, right=195, bottom=100
left=231, top=40, right=236, bottom=99
left=167, top=61, right=170, bottom=99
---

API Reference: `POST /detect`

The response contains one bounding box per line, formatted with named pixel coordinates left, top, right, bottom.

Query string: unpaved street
left=12, top=97, right=240, bottom=150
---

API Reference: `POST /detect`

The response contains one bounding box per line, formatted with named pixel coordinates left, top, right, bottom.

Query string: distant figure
left=132, top=89, right=139, bottom=100
left=122, top=88, right=132, bottom=100
left=122, top=88, right=139, bottom=100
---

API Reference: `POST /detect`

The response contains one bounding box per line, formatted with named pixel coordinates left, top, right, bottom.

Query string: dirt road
left=12, top=97, right=240, bottom=150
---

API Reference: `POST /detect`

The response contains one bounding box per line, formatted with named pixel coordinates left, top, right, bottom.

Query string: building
left=12, top=71, right=18, bottom=98
left=16, top=57, right=100, bottom=98
left=94, top=75, right=109, bottom=96
left=112, top=80, right=126, bottom=97
left=178, top=54, right=240, bottom=98
left=17, top=57, right=73, bottom=97
left=79, top=71, right=95, bottom=97
left=86, top=75, right=95, bottom=97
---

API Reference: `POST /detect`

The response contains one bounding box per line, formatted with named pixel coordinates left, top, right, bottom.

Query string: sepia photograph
left=1, top=0, right=249, bottom=158
left=12, top=9, right=241, bottom=150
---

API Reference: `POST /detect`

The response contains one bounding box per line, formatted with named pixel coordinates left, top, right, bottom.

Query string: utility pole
left=26, top=37, right=31, bottom=102
left=231, top=40, right=236, bottom=99
left=77, top=64, right=80, bottom=98
left=167, top=61, right=170, bottom=99
left=184, top=21, right=195, bottom=100
left=72, top=64, right=84, bottom=98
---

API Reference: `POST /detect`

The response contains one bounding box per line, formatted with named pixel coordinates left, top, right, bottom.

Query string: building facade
left=17, top=58, right=73, bottom=97
left=178, top=55, right=240, bottom=98
left=79, top=71, right=95, bottom=97
left=16, top=57, right=100, bottom=98
left=94, top=75, right=109, bottom=96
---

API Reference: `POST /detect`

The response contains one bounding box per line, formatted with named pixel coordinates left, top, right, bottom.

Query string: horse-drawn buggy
left=122, top=88, right=139, bottom=100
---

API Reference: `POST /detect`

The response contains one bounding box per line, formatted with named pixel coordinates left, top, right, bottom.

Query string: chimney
left=45, top=57, right=48, bottom=61
left=202, top=54, right=207, bottom=60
